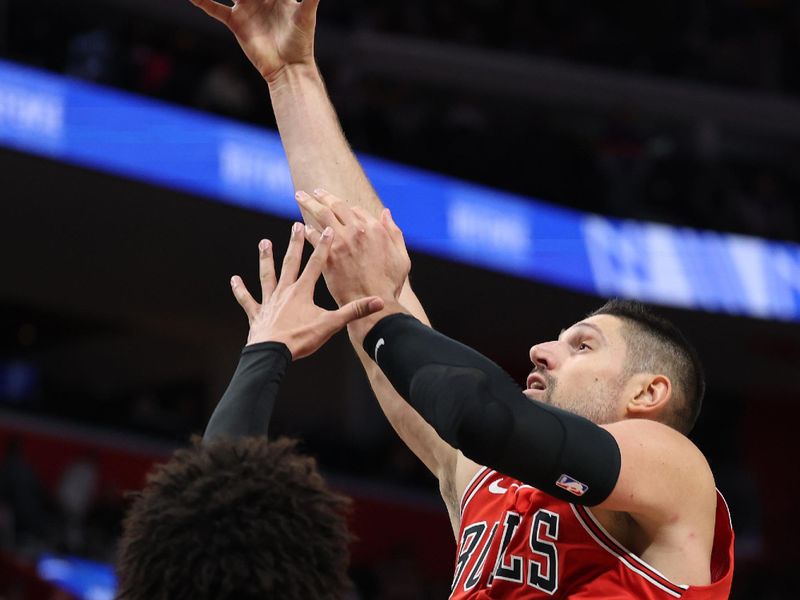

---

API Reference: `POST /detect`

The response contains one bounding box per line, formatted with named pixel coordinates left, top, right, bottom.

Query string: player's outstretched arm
left=348, top=336, right=481, bottom=534
left=300, top=191, right=717, bottom=547
left=189, top=0, right=431, bottom=321
left=299, top=190, right=484, bottom=532
left=188, top=0, right=428, bottom=324
left=188, top=0, right=466, bottom=516
left=358, top=313, right=719, bottom=584
left=204, top=224, right=384, bottom=441
left=188, top=0, right=381, bottom=221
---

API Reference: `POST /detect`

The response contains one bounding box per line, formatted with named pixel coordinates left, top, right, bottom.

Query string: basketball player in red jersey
left=189, top=1, right=734, bottom=597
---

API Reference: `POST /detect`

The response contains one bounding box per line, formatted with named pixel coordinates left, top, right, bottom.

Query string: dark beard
left=540, top=372, right=557, bottom=404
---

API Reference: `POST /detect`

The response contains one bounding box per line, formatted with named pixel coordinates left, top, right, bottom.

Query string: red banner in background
left=0, top=424, right=165, bottom=497
left=0, top=416, right=454, bottom=579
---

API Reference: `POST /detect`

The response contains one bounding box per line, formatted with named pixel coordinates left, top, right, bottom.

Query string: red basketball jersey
left=449, top=467, right=734, bottom=599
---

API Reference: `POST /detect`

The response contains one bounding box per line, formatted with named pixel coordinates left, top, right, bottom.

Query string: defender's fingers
left=295, top=191, right=343, bottom=230
left=297, top=227, right=333, bottom=288
left=258, top=239, right=277, bottom=302
left=277, top=222, right=305, bottom=288
left=332, top=296, right=386, bottom=328
left=230, top=275, right=259, bottom=319
left=189, top=0, right=232, bottom=25
left=312, top=188, right=359, bottom=226
left=304, top=224, right=322, bottom=248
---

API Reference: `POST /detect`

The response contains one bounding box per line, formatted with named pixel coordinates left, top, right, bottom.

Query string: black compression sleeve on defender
left=363, top=314, right=621, bottom=506
left=203, top=342, right=291, bottom=442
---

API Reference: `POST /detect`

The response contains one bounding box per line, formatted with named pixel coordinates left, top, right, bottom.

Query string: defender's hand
left=189, top=0, right=319, bottom=82
left=231, top=223, right=384, bottom=359
left=296, top=189, right=411, bottom=306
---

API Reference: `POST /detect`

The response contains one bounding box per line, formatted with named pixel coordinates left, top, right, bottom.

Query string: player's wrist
left=247, top=332, right=300, bottom=361
left=246, top=329, right=287, bottom=348
left=334, top=282, right=398, bottom=310
left=265, top=60, right=319, bottom=89
left=347, top=300, right=407, bottom=344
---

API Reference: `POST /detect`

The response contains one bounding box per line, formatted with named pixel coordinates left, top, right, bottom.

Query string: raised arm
left=298, top=190, right=486, bottom=533
left=188, top=0, right=466, bottom=515
left=186, top=0, right=423, bottom=307
left=204, top=225, right=383, bottom=441
left=188, top=0, right=378, bottom=217
left=355, top=313, right=717, bottom=543
left=298, top=192, right=718, bottom=547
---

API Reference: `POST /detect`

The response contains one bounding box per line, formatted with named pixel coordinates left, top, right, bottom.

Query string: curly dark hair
left=116, top=436, right=352, bottom=600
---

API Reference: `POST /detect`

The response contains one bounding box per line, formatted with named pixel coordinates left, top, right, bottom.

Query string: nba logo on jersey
left=555, top=474, right=588, bottom=496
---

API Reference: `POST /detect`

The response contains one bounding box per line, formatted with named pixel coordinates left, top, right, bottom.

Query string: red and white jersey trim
left=571, top=504, right=690, bottom=598
left=460, top=466, right=494, bottom=517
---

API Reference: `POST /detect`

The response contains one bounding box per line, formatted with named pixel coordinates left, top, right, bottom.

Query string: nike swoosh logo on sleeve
left=374, top=338, right=385, bottom=362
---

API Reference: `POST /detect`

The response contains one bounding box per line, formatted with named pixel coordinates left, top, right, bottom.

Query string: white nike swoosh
left=488, top=479, right=507, bottom=494
left=374, top=338, right=385, bottom=362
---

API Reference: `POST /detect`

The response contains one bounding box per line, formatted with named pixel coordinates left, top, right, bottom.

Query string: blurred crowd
left=0, top=429, right=452, bottom=599
left=329, top=0, right=800, bottom=93
left=0, top=388, right=776, bottom=599
left=11, top=372, right=436, bottom=491
left=3, top=0, right=799, bottom=242
left=0, top=436, right=122, bottom=564
left=0, top=1, right=796, bottom=597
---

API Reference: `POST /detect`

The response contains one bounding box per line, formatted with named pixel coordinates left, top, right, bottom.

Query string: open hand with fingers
left=231, top=222, right=385, bottom=359
left=295, top=189, right=411, bottom=309
left=188, top=0, right=319, bottom=82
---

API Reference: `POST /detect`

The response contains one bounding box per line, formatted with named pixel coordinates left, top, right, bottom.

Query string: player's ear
left=626, top=374, right=671, bottom=417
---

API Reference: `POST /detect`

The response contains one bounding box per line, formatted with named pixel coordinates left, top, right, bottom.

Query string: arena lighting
left=1, top=59, right=798, bottom=322
left=38, top=553, right=116, bottom=600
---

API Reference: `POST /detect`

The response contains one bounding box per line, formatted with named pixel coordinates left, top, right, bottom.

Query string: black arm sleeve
left=363, top=314, right=621, bottom=505
left=202, top=341, right=291, bottom=442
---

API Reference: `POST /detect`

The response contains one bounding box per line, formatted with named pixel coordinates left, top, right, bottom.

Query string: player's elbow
left=409, top=365, right=515, bottom=466
left=453, top=397, right=515, bottom=467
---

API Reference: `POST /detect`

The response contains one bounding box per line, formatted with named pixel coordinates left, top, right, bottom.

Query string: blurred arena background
left=0, top=0, right=799, bottom=598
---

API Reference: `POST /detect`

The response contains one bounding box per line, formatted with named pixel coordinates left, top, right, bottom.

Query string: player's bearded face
left=540, top=370, right=623, bottom=425
left=524, top=315, right=627, bottom=425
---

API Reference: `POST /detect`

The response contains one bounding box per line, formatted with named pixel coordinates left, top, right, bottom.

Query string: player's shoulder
left=594, top=420, right=718, bottom=528
left=603, top=418, right=707, bottom=458
left=602, top=419, right=715, bottom=491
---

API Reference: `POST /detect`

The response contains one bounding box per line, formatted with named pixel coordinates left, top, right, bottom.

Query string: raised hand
left=189, top=0, right=319, bottom=81
left=295, top=189, right=411, bottom=307
left=230, top=222, right=384, bottom=359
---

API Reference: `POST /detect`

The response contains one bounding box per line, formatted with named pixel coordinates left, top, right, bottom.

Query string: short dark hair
left=116, top=436, right=352, bottom=600
left=590, top=299, right=705, bottom=434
